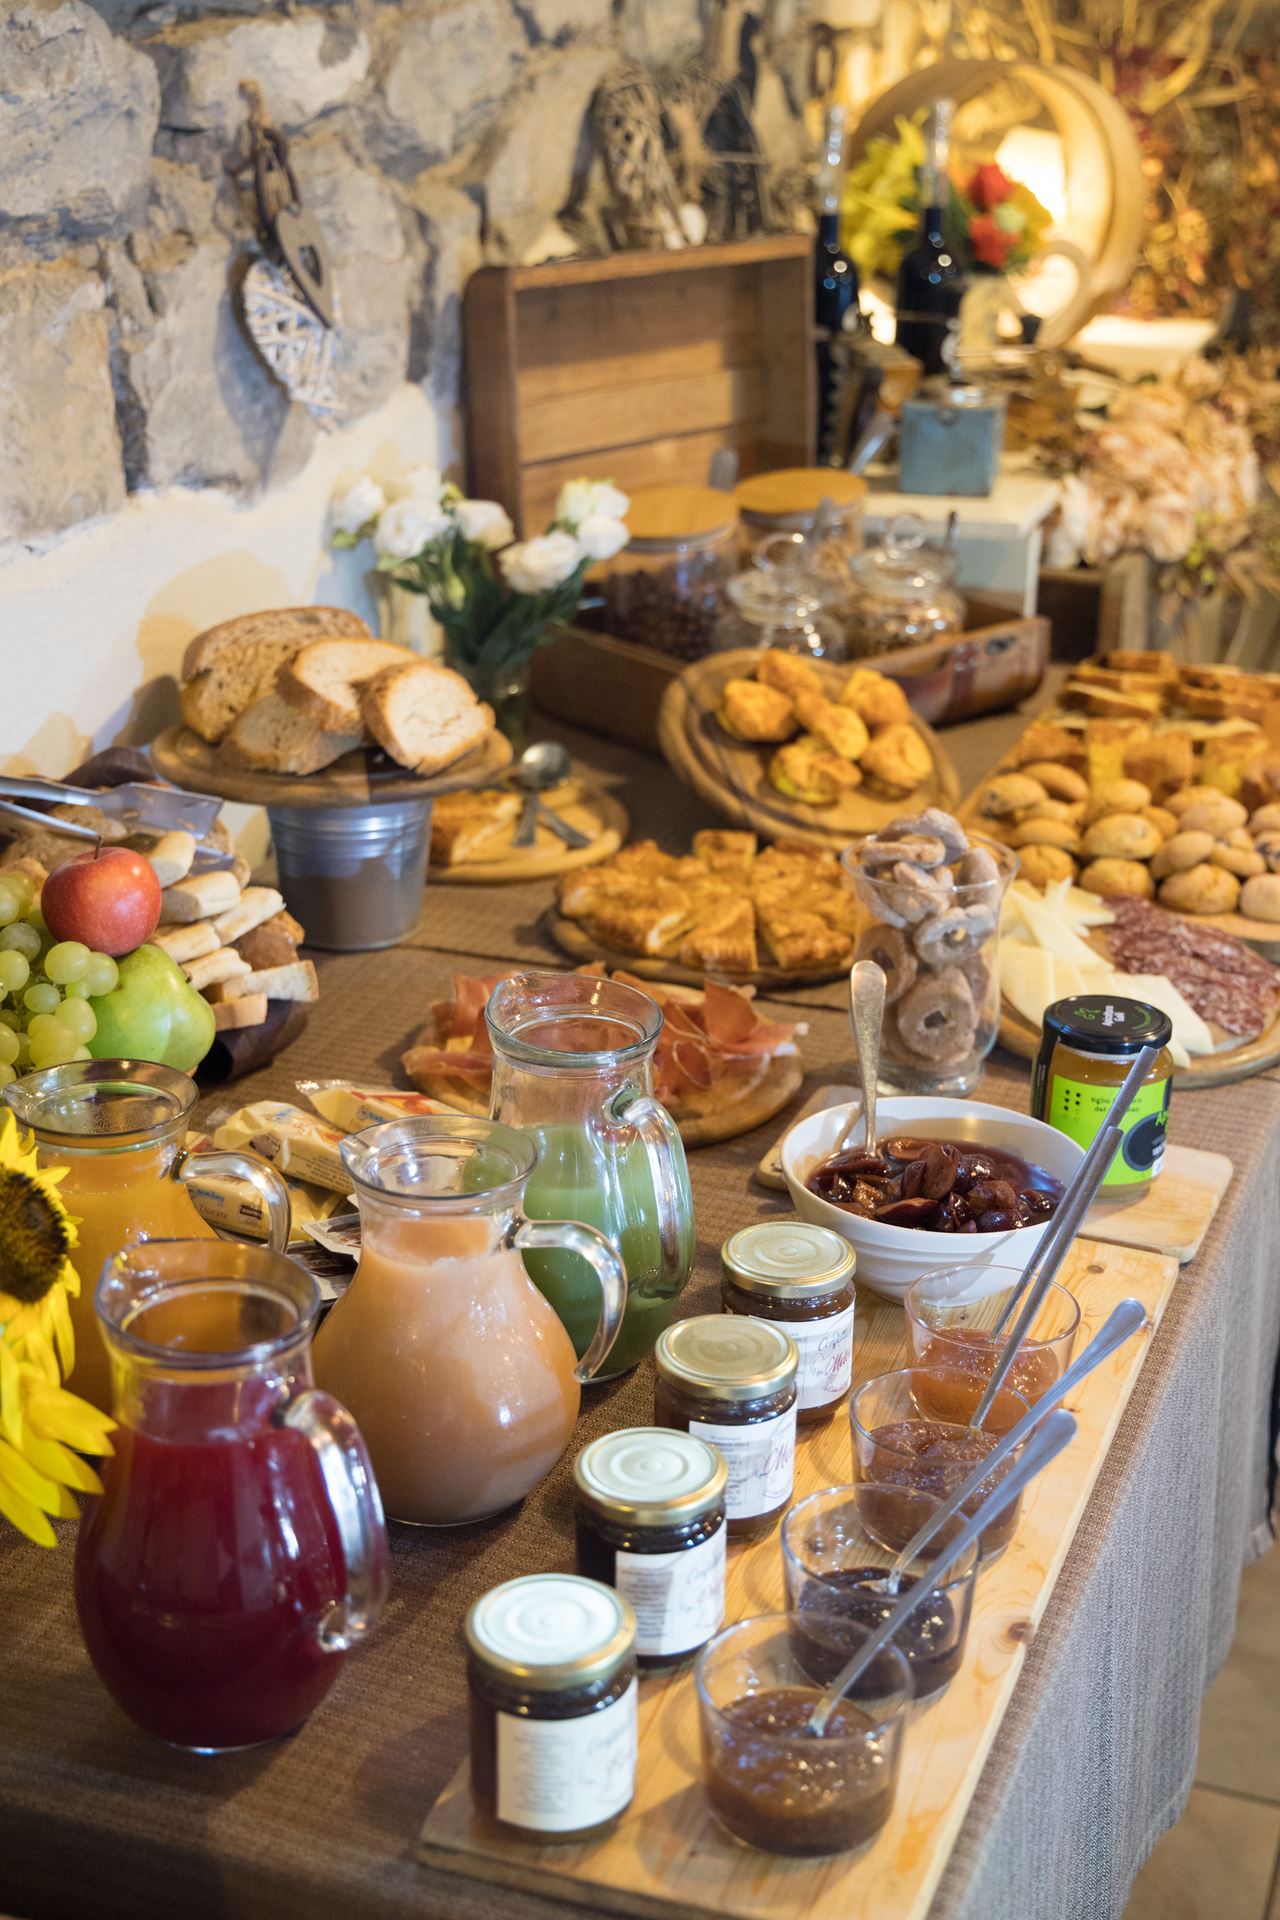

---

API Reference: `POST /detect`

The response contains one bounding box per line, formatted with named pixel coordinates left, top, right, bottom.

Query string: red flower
left=968, top=163, right=1014, bottom=211
left=969, top=215, right=1017, bottom=268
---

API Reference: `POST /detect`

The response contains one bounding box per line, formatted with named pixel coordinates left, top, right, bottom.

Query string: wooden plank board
left=997, top=992, right=1280, bottom=1090
left=503, top=236, right=812, bottom=291
left=514, top=278, right=762, bottom=405
left=520, top=366, right=766, bottom=464
left=420, top=1237, right=1178, bottom=1920
left=149, top=725, right=513, bottom=810
left=518, top=428, right=765, bottom=535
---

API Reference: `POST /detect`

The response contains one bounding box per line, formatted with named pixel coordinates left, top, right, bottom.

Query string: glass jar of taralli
left=720, top=1222, right=856, bottom=1426
left=574, top=1428, right=728, bottom=1670
left=1031, top=996, right=1174, bottom=1189
left=465, top=1574, right=638, bottom=1841
left=653, top=1316, right=798, bottom=1541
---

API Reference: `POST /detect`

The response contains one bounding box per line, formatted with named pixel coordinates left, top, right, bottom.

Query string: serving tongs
left=0, top=774, right=222, bottom=840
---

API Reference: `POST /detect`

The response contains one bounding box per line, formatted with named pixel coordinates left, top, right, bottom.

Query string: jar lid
left=1043, top=995, right=1173, bottom=1057
left=655, top=1314, right=798, bottom=1402
left=847, top=513, right=958, bottom=600
left=735, top=467, right=867, bottom=526
left=465, top=1574, right=636, bottom=1691
left=574, top=1427, right=727, bottom=1527
left=626, top=485, right=736, bottom=549
left=905, top=378, right=1000, bottom=413
left=721, top=1221, right=856, bottom=1300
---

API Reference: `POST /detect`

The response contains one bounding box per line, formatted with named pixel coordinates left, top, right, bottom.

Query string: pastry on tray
left=714, top=652, right=930, bottom=803
left=555, top=831, right=857, bottom=975
left=430, top=789, right=524, bottom=865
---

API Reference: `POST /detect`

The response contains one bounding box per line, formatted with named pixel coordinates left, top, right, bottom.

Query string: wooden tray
left=546, top=909, right=850, bottom=990
left=150, top=724, right=512, bottom=810
left=429, top=781, right=629, bottom=884
left=420, top=1236, right=1178, bottom=1920
left=659, top=651, right=960, bottom=852
left=996, top=983, right=1280, bottom=1088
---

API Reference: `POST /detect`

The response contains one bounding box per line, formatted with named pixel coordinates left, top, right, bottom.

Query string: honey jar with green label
left=1031, top=996, right=1173, bottom=1188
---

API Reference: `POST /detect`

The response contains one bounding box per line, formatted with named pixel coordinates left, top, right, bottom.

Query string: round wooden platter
left=997, top=992, right=1280, bottom=1089
left=429, top=781, right=629, bottom=884
left=545, top=908, right=850, bottom=990
left=150, top=724, right=512, bottom=810
left=656, top=649, right=960, bottom=853
left=413, top=1054, right=804, bottom=1150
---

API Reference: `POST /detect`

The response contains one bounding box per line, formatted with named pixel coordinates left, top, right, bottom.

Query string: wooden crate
left=463, top=239, right=814, bottom=535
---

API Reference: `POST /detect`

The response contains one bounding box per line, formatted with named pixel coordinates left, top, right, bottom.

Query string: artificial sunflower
left=0, top=1111, right=114, bottom=1547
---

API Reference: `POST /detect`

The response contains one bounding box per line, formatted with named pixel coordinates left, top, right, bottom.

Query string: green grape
left=62, top=978, right=93, bottom=1000
left=4, top=872, right=33, bottom=911
left=13, top=1035, right=31, bottom=1070
left=84, top=953, right=119, bottom=997
left=26, top=1015, right=77, bottom=1070
left=23, top=982, right=62, bottom=1016
left=0, top=1062, right=14, bottom=1089
left=0, top=881, right=22, bottom=925
left=58, top=998, right=96, bottom=1044
left=25, top=906, right=47, bottom=934
left=71, top=1046, right=93, bottom=1062
left=0, top=950, right=30, bottom=996
left=0, top=923, right=40, bottom=961
left=0, top=1009, right=19, bottom=1031
left=0, top=1026, right=18, bottom=1066
left=45, top=940, right=91, bottom=985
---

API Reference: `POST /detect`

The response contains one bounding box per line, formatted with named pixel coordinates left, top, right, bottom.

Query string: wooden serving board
left=429, top=781, right=629, bottom=884
left=420, top=1237, right=1178, bottom=1920
left=547, top=910, right=849, bottom=990
left=997, top=992, right=1280, bottom=1089
left=658, top=651, right=960, bottom=852
left=150, top=724, right=512, bottom=809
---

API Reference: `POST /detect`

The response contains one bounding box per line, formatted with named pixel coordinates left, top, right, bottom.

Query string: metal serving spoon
left=836, top=959, right=886, bottom=1154
left=510, top=741, right=592, bottom=850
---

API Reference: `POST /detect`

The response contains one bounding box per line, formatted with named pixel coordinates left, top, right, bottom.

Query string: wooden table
left=1, top=683, right=1277, bottom=1920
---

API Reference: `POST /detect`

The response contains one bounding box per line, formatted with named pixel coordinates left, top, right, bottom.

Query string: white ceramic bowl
left=780, top=1096, right=1085, bottom=1302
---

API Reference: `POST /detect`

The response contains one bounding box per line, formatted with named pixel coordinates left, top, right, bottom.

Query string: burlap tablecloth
left=2, top=681, right=1278, bottom=1920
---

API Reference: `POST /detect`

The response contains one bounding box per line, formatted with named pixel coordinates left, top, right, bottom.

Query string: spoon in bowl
left=511, top=741, right=593, bottom=849
left=836, top=959, right=886, bottom=1154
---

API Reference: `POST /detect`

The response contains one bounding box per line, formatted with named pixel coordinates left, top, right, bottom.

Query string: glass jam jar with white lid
left=720, top=1222, right=856, bottom=1425
left=574, top=1428, right=728, bottom=1670
left=465, top=1574, right=638, bottom=1841
left=653, top=1316, right=798, bottom=1540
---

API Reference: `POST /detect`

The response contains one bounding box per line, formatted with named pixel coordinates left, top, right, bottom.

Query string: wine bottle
left=814, top=103, right=859, bottom=459
left=895, top=99, right=965, bottom=378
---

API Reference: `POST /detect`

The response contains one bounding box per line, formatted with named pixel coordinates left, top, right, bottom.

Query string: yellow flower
left=0, top=1112, right=113, bottom=1547
left=841, top=111, right=929, bottom=282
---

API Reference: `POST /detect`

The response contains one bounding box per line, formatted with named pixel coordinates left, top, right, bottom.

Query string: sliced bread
left=182, top=606, right=371, bottom=682
left=234, top=910, right=304, bottom=972
left=222, top=959, right=320, bottom=1004
left=219, top=695, right=363, bottom=776
left=359, top=661, right=493, bottom=775
left=212, top=993, right=270, bottom=1033
left=181, top=635, right=314, bottom=745
left=277, top=639, right=418, bottom=734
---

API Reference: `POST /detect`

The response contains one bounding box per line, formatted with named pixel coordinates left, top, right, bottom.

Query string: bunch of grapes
left=0, top=872, right=120, bottom=1084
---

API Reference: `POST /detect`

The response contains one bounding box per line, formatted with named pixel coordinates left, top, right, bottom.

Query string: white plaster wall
left=0, top=383, right=448, bottom=779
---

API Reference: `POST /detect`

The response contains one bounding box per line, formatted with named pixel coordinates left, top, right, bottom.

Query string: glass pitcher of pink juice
left=75, top=1239, right=388, bottom=1753
left=4, top=1060, right=291, bottom=1413
left=313, top=1115, right=627, bottom=1526
left=486, top=973, right=695, bottom=1375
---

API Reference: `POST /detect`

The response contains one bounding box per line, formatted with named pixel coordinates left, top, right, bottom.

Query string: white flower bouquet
left=330, top=468, right=629, bottom=696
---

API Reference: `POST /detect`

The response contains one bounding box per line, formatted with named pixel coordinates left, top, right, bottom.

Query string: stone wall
left=0, top=0, right=813, bottom=549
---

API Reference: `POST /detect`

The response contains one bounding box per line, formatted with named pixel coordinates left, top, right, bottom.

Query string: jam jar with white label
left=720, top=1222, right=856, bottom=1426
left=574, top=1428, right=728, bottom=1670
left=653, top=1316, right=798, bottom=1541
left=466, top=1574, right=638, bottom=1841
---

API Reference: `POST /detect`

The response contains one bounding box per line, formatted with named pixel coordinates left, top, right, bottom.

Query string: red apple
left=41, top=847, right=163, bottom=956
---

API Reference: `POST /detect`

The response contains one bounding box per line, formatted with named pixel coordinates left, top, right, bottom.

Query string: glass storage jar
left=846, top=514, right=966, bottom=657
left=719, top=1221, right=856, bottom=1425
left=712, top=534, right=845, bottom=660
left=593, top=484, right=737, bottom=661
left=653, top=1315, right=798, bottom=1541
left=733, top=468, right=867, bottom=575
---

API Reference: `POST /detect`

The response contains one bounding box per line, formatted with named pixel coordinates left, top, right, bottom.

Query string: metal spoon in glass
left=836, top=959, right=886, bottom=1154
left=805, top=1408, right=1077, bottom=1736
left=868, top=1297, right=1148, bottom=1596
left=511, top=741, right=593, bottom=849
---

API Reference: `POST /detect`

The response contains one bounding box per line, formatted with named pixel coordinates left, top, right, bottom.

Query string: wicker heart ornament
left=240, top=255, right=342, bottom=425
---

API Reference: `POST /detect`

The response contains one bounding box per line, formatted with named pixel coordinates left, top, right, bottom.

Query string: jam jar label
left=615, top=1528, right=726, bottom=1657
left=769, top=1306, right=855, bottom=1410
left=1047, top=1074, right=1169, bottom=1185
left=496, top=1679, right=637, bottom=1833
left=690, top=1407, right=797, bottom=1519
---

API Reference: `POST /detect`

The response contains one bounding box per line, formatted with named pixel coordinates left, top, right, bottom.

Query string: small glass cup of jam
left=695, top=1612, right=911, bottom=1856
left=904, top=1264, right=1079, bottom=1404
left=654, top=1316, right=798, bottom=1541
left=780, top=1484, right=978, bottom=1704
left=849, top=1366, right=1031, bottom=1560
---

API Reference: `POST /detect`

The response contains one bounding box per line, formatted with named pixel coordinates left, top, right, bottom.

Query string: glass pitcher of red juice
left=75, top=1239, right=389, bottom=1753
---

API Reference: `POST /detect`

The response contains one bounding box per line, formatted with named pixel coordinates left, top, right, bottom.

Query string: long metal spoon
left=510, top=741, right=592, bottom=849
left=806, top=1408, right=1077, bottom=1735
left=872, top=1298, right=1148, bottom=1594
left=837, top=959, right=886, bottom=1154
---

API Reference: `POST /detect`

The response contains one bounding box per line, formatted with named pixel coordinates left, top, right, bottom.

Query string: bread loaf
left=219, top=695, right=362, bottom=776
left=277, top=639, right=417, bottom=735
left=359, top=660, right=492, bottom=774
left=182, top=607, right=371, bottom=682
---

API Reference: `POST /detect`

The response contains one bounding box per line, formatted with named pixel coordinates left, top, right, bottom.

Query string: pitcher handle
left=514, top=1218, right=626, bottom=1384
left=275, top=1388, right=390, bottom=1652
left=175, top=1146, right=293, bottom=1252
left=610, top=1091, right=685, bottom=1289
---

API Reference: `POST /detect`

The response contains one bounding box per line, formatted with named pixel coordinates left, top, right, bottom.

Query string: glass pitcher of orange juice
left=3, top=1060, right=290, bottom=1412
left=313, top=1115, right=626, bottom=1527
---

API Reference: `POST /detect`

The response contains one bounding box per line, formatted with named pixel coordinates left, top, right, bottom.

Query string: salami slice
left=1100, top=896, right=1279, bottom=1042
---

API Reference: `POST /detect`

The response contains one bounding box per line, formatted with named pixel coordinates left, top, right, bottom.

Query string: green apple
left=88, top=944, right=215, bottom=1073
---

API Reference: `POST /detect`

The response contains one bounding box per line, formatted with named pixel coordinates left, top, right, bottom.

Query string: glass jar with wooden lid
left=733, top=467, right=867, bottom=584
left=594, top=484, right=737, bottom=661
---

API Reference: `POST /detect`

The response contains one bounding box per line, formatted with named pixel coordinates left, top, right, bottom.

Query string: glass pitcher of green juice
left=486, top=973, right=695, bottom=1375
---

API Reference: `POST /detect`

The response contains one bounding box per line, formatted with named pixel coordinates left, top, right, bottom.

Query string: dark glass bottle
left=814, top=103, right=859, bottom=459
left=895, top=99, right=964, bottom=378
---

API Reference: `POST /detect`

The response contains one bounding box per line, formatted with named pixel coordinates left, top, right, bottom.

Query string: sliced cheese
left=1001, top=947, right=1058, bottom=1031
left=1010, top=886, right=1107, bottom=972
left=1108, top=971, right=1214, bottom=1059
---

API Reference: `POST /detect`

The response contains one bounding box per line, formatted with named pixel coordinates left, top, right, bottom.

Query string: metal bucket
left=267, top=799, right=433, bottom=952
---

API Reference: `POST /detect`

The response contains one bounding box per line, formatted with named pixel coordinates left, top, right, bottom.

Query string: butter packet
left=297, top=1080, right=461, bottom=1135
left=302, top=1211, right=363, bottom=1258
left=182, top=1131, right=347, bottom=1245
left=211, top=1100, right=352, bottom=1194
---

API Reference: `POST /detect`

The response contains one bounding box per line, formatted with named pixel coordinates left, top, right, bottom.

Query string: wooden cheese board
left=150, top=723, right=513, bottom=809
left=546, top=909, right=850, bottom=990
left=658, top=651, right=960, bottom=853
left=420, top=1236, right=1178, bottom=1920
left=429, top=780, right=629, bottom=884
